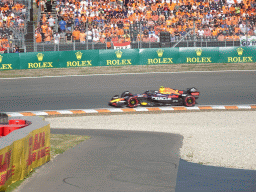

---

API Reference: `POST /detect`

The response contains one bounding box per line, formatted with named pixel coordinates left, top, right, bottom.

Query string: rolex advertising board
left=0, top=53, right=20, bottom=70
left=139, top=48, right=179, bottom=65
left=1, top=47, right=255, bottom=71
left=99, top=49, right=140, bottom=66
left=178, top=47, right=220, bottom=64
left=19, top=51, right=60, bottom=69
left=219, top=47, right=255, bottom=63
left=59, top=50, right=99, bottom=68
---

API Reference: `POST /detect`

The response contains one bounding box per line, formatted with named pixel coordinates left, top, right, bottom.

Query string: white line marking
left=33, top=111, right=49, bottom=116
left=82, top=109, right=98, bottom=113
left=237, top=105, right=251, bottom=109
left=211, top=106, right=226, bottom=109
left=186, top=106, right=200, bottom=110
left=7, top=113, right=24, bottom=117
left=1, top=70, right=256, bottom=80
left=57, top=110, right=73, bottom=114
left=134, top=108, right=149, bottom=112
left=158, top=107, right=174, bottom=111
left=108, top=108, right=124, bottom=112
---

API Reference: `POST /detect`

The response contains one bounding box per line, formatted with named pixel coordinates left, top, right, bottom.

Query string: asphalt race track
left=16, top=129, right=256, bottom=192
left=1, top=71, right=256, bottom=192
left=0, top=71, right=256, bottom=112
left=17, top=129, right=182, bottom=192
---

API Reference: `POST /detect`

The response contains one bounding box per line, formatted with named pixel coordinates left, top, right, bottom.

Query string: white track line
left=1, top=70, right=256, bottom=80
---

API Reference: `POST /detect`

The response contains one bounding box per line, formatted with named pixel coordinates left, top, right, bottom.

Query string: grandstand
left=0, top=0, right=36, bottom=53
left=1, top=0, right=255, bottom=53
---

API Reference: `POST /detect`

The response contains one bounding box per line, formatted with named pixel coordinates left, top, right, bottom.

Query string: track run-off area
left=1, top=71, right=256, bottom=192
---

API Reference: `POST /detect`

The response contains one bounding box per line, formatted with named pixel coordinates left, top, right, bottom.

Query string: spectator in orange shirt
left=112, top=33, right=119, bottom=43
left=41, top=23, right=48, bottom=42
left=72, top=27, right=81, bottom=42
left=44, top=32, right=52, bottom=44
left=226, top=17, right=232, bottom=26
left=80, top=30, right=86, bottom=44
left=117, top=27, right=124, bottom=37
left=99, top=35, right=105, bottom=43
left=35, top=31, right=42, bottom=43
left=212, top=27, right=218, bottom=36
left=217, top=32, right=225, bottom=41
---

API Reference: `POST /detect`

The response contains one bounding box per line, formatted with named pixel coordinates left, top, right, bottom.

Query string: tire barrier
left=0, top=116, right=50, bottom=191
left=0, top=113, right=31, bottom=137
left=0, top=113, right=8, bottom=124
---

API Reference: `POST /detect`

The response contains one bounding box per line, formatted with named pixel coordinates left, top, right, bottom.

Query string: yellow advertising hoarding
left=0, top=124, right=50, bottom=191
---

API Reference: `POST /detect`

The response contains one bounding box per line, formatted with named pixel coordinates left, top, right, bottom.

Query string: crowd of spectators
left=35, top=0, right=256, bottom=46
left=0, top=0, right=27, bottom=53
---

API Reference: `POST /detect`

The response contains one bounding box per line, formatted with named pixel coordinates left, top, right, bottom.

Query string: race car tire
left=183, top=95, right=196, bottom=107
left=121, top=91, right=132, bottom=98
left=127, top=97, right=139, bottom=108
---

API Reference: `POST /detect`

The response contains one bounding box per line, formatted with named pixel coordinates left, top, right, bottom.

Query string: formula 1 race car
left=109, top=87, right=200, bottom=108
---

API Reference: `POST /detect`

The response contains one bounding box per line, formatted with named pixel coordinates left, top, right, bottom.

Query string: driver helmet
left=159, top=86, right=165, bottom=93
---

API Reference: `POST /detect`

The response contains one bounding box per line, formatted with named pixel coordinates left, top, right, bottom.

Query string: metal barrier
left=31, top=39, right=240, bottom=52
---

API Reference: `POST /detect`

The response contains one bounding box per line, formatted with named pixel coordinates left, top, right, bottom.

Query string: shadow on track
left=176, top=159, right=256, bottom=192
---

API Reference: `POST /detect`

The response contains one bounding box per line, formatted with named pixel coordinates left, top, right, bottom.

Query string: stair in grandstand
left=40, top=0, right=58, bottom=33
left=24, top=21, right=34, bottom=52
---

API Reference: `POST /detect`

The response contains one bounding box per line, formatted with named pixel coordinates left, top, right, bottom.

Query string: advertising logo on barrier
left=2, top=47, right=255, bottom=71
left=26, top=131, right=50, bottom=168
left=147, top=49, right=174, bottom=65
left=106, top=50, right=132, bottom=66
left=27, top=53, right=54, bottom=69
left=67, top=51, right=92, bottom=67
left=186, top=48, right=212, bottom=63
left=115, top=50, right=122, bottom=58
left=237, top=47, right=243, bottom=56
left=240, top=36, right=256, bottom=46
left=227, top=47, right=253, bottom=63
left=75, top=51, right=83, bottom=60
left=0, top=123, right=50, bottom=191
left=0, top=149, right=14, bottom=188
left=0, top=55, right=13, bottom=70
left=37, top=53, right=44, bottom=61
left=99, top=49, right=139, bottom=66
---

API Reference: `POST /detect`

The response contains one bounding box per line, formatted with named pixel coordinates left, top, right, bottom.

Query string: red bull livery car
left=109, top=87, right=200, bottom=108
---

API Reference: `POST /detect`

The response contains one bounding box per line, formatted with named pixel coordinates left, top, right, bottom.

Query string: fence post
left=246, top=19, right=248, bottom=47
left=193, top=18, right=196, bottom=47
left=34, top=41, right=37, bottom=52
left=86, top=19, right=88, bottom=50
left=139, top=21, right=142, bottom=49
